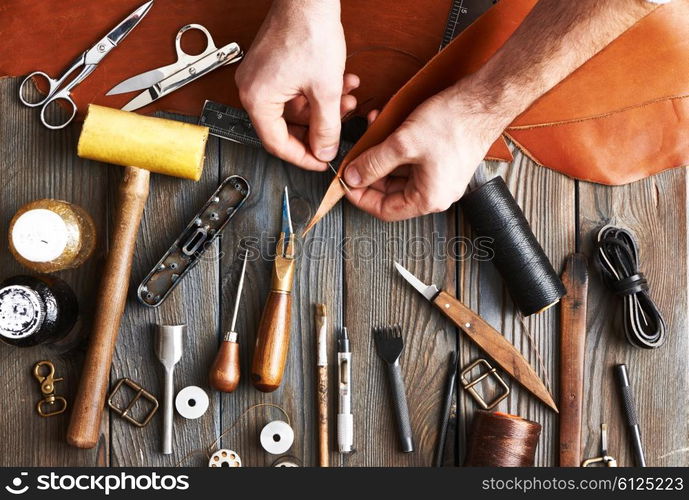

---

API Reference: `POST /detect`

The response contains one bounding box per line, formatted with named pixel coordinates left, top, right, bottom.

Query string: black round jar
left=0, top=275, right=79, bottom=347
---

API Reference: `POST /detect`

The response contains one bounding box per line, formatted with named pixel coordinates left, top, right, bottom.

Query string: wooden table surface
left=1, top=77, right=687, bottom=467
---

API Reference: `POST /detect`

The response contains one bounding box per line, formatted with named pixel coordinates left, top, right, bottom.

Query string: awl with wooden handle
left=209, top=249, right=249, bottom=392
left=394, top=261, right=558, bottom=412
left=251, top=187, right=296, bottom=392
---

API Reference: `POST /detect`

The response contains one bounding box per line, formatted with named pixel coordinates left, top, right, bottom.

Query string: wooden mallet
left=67, top=105, right=208, bottom=449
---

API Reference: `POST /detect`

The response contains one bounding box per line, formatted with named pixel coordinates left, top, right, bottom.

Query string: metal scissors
left=107, top=24, right=243, bottom=112
left=18, top=1, right=154, bottom=129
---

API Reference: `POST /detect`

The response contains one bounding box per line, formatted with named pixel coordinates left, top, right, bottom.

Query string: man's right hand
left=235, top=0, right=357, bottom=171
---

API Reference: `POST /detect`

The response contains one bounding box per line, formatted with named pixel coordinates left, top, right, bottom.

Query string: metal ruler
left=199, top=100, right=356, bottom=166
left=440, top=0, right=499, bottom=49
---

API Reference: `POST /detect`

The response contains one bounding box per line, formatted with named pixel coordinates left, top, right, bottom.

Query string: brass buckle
left=107, top=378, right=159, bottom=428
left=33, top=360, right=68, bottom=417
left=459, top=358, right=510, bottom=410
left=582, top=424, right=618, bottom=467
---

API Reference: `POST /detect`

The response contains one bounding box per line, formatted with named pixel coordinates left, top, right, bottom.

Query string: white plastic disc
left=260, top=420, right=294, bottom=455
left=174, top=385, right=209, bottom=419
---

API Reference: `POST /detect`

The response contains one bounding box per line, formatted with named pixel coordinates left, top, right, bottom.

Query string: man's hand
left=343, top=0, right=658, bottom=221
left=343, top=83, right=508, bottom=221
left=236, top=0, right=357, bottom=171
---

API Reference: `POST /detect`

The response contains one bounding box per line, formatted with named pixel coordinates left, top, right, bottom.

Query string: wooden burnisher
left=67, top=105, right=208, bottom=449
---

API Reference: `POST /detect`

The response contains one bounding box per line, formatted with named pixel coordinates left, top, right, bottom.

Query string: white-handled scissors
left=18, top=1, right=154, bottom=129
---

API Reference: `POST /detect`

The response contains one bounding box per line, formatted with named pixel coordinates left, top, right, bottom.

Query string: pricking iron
left=138, top=175, right=250, bottom=307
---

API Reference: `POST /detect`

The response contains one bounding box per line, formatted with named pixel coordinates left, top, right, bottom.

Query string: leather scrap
left=2, top=0, right=689, bottom=233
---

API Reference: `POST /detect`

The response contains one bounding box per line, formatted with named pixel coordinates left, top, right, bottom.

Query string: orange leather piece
left=305, top=0, right=689, bottom=232
left=0, top=0, right=451, bottom=119
left=3, top=0, right=689, bottom=232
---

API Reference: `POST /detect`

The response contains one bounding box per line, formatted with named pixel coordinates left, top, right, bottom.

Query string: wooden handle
left=317, top=365, right=329, bottom=466
left=67, top=167, right=150, bottom=449
left=209, top=340, right=240, bottom=392
left=433, top=290, right=558, bottom=412
left=251, top=290, right=292, bottom=392
left=559, top=253, right=589, bottom=466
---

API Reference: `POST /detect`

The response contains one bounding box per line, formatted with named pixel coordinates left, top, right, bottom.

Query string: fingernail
left=317, top=145, right=338, bottom=162
left=345, top=165, right=361, bottom=186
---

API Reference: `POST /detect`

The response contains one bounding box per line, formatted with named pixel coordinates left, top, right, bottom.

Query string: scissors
left=107, top=24, right=243, bottom=112
left=18, top=1, right=154, bottom=129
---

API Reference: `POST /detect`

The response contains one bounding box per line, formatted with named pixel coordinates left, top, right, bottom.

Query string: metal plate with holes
left=208, top=449, right=242, bottom=467
left=137, top=175, right=250, bottom=307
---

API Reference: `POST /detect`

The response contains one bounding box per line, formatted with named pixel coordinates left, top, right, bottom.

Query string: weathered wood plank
left=578, top=169, right=689, bottom=467
left=343, top=198, right=457, bottom=466
left=458, top=153, right=576, bottom=466
left=0, top=77, right=108, bottom=465
left=216, top=141, right=344, bottom=467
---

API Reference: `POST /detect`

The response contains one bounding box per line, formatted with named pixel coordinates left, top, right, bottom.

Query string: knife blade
left=393, top=261, right=558, bottom=412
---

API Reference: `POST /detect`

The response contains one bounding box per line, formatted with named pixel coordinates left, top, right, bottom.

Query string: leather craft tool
left=251, top=187, right=297, bottom=392
left=460, top=177, right=566, bottom=316
left=465, top=411, right=542, bottom=467
left=315, top=304, right=329, bottom=467
left=33, top=361, right=68, bottom=417
left=434, top=352, right=458, bottom=467
left=595, top=225, right=666, bottom=349
left=9, top=199, right=96, bottom=273
left=175, top=386, right=209, bottom=420
left=373, top=325, right=414, bottom=453
left=559, top=253, right=589, bottom=467
left=18, top=1, right=153, bottom=129
left=394, top=261, right=557, bottom=411
left=199, top=100, right=355, bottom=167
left=337, top=327, right=354, bottom=454
left=138, top=176, right=250, bottom=308
left=460, top=358, right=510, bottom=410
left=67, top=105, right=208, bottom=449
left=155, top=324, right=185, bottom=455
left=209, top=249, right=249, bottom=393
left=107, top=378, right=159, bottom=428
left=615, top=364, right=646, bottom=467
left=582, top=424, right=617, bottom=467
left=107, top=24, right=242, bottom=111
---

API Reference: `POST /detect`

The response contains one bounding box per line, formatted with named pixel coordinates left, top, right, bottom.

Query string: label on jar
left=0, top=285, right=45, bottom=339
left=11, top=209, right=68, bottom=263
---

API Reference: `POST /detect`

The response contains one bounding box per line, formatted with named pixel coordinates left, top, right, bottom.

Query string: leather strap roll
left=459, top=177, right=566, bottom=316
left=464, top=411, right=542, bottom=467
left=594, top=226, right=666, bottom=349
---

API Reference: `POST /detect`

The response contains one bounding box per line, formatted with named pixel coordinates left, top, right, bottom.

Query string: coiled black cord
left=595, top=226, right=666, bottom=349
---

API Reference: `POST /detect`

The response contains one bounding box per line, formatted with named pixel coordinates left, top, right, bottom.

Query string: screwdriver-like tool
left=251, top=187, right=296, bottom=392
left=209, top=249, right=249, bottom=392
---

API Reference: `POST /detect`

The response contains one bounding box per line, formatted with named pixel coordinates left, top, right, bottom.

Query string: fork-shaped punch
left=374, top=325, right=414, bottom=453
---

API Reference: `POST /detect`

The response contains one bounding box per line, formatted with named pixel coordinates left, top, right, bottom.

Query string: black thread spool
left=460, top=177, right=566, bottom=316
left=464, top=411, right=542, bottom=467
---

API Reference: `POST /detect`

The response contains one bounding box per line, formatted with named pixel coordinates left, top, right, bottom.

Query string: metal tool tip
left=339, top=327, right=349, bottom=339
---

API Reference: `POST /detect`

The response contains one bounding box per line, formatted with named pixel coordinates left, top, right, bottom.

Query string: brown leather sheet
left=0, top=0, right=451, bottom=119
left=2, top=0, right=689, bottom=195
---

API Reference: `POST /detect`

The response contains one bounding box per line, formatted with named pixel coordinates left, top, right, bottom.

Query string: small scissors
left=18, top=1, right=154, bottom=129
left=107, top=24, right=243, bottom=112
